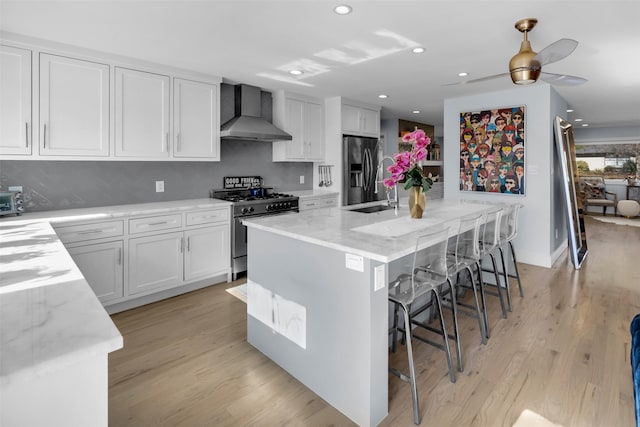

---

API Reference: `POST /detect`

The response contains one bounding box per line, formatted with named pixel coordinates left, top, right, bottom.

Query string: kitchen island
left=243, top=199, right=504, bottom=426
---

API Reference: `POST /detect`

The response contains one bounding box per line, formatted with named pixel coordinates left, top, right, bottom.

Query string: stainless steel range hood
left=220, top=84, right=292, bottom=142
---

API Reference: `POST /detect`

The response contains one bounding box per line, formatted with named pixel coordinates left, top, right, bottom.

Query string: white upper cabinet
left=39, top=53, right=110, bottom=157
left=115, top=67, right=170, bottom=158
left=173, top=78, right=219, bottom=160
left=272, top=91, right=325, bottom=162
left=342, top=103, right=380, bottom=138
left=0, top=45, right=32, bottom=156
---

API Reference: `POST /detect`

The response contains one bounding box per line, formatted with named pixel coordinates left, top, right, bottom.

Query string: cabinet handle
left=78, top=229, right=107, bottom=235
left=177, top=133, right=181, bottom=152
left=180, top=237, right=184, bottom=253
left=25, top=122, right=29, bottom=148
left=166, top=133, right=170, bottom=153
left=117, top=248, right=122, bottom=265
left=147, top=221, right=168, bottom=226
left=186, top=236, right=190, bottom=252
left=43, top=123, right=47, bottom=148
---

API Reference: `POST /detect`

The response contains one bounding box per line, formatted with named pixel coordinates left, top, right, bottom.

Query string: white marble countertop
left=0, top=198, right=231, bottom=385
left=243, top=199, right=503, bottom=263
left=288, top=190, right=339, bottom=198
left=0, top=198, right=231, bottom=226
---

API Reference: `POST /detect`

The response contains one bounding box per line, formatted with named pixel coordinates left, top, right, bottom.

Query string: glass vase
left=408, top=186, right=426, bottom=219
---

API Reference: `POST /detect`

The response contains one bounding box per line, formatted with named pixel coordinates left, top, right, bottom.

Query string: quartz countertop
left=0, top=198, right=231, bottom=385
left=243, top=199, right=500, bottom=263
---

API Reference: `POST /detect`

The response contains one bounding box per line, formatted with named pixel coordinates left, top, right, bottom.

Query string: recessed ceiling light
left=581, top=123, right=589, bottom=127
left=412, top=110, right=420, bottom=114
left=378, top=94, right=388, bottom=99
left=412, top=47, right=425, bottom=54
left=289, top=70, right=303, bottom=76
left=566, top=109, right=574, bottom=113
left=334, top=4, right=352, bottom=15
left=574, top=118, right=583, bottom=122
left=458, top=72, right=468, bottom=77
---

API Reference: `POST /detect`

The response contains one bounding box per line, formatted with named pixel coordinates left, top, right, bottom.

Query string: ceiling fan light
left=510, top=69, right=540, bottom=84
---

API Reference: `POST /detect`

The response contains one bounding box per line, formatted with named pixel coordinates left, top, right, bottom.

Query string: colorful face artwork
left=460, top=106, right=525, bottom=195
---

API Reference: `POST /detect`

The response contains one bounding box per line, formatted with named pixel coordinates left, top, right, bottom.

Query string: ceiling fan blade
left=540, top=72, right=588, bottom=86
left=534, top=38, right=578, bottom=65
left=443, top=72, right=509, bottom=86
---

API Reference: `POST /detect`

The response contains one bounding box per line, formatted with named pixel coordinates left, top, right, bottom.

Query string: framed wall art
left=459, top=106, right=525, bottom=195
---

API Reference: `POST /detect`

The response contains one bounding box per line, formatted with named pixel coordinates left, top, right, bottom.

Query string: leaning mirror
left=554, top=116, right=588, bottom=268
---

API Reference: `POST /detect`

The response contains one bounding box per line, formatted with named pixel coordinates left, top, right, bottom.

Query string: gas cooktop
left=210, top=189, right=296, bottom=203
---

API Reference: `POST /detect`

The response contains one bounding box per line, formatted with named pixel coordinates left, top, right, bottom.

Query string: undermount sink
left=350, top=204, right=396, bottom=214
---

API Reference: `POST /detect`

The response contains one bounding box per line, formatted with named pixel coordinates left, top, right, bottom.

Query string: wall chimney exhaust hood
left=220, top=84, right=292, bottom=142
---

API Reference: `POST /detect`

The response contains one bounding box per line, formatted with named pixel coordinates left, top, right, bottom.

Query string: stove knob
left=249, top=206, right=254, bottom=213
left=241, top=207, right=248, bottom=214
left=266, top=204, right=272, bottom=211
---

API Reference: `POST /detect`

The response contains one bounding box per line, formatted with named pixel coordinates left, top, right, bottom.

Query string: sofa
left=631, top=314, right=640, bottom=426
left=577, top=176, right=618, bottom=216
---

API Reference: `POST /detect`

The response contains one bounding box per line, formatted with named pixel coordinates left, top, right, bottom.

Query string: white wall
left=443, top=84, right=568, bottom=268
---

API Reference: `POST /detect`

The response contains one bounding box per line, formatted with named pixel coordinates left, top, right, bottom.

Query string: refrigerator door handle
left=363, top=148, right=371, bottom=191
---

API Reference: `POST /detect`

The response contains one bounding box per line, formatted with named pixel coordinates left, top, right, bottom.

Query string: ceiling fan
left=450, top=18, right=587, bottom=86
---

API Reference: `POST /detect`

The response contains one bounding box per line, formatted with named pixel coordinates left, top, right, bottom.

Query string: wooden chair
left=578, top=176, right=618, bottom=216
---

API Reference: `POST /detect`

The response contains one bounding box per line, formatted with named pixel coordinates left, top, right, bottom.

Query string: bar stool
left=445, top=213, right=488, bottom=345
left=477, top=207, right=507, bottom=339
left=498, top=204, right=524, bottom=310
left=388, top=227, right=457, bottom=425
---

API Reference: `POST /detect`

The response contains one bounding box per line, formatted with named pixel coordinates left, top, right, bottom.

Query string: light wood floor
left=109, top=216, right=640, bottom=426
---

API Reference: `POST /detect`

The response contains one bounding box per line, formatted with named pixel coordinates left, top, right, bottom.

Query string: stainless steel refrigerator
left=343, top=135, right=385, bottom=205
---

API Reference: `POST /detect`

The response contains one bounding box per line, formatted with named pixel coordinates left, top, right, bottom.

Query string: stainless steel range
left=211, top=176, right=299, bottom=280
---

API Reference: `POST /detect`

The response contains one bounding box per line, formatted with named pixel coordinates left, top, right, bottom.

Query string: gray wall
left=0, top=141, right=312, bottom=212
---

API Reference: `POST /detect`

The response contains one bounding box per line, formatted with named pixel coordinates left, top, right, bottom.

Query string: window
left=575, top=142, right=639, bottom=179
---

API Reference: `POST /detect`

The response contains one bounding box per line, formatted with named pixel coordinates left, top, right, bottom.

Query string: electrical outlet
left=155, top=181, right=165, bottom=192
left=299, top=175, right=305, bottom=184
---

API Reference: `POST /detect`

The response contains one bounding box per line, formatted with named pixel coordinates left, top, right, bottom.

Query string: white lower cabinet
left=184, top=225, right=229, bottom=281
left=128, top=231, right=184, bottom=296
left=67, top=240, right=124, bottom=303
left=55, top=205, right=230, bottom=312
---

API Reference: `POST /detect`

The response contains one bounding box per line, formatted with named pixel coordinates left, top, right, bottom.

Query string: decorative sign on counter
left=224, top=176, right=262, bottom=189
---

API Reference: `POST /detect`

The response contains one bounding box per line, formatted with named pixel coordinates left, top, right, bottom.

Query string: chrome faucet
left=375, top=156, right=399, bottom=208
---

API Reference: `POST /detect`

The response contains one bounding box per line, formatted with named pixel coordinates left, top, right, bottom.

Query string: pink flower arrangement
left=384, top=128, right=433, bottom=192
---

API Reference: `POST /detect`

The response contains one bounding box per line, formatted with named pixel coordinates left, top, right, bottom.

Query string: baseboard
left=105, top=273, right=229, bottom=314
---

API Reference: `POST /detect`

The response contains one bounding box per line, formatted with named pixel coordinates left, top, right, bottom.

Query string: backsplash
left=0, top=140, right=312, bottom=212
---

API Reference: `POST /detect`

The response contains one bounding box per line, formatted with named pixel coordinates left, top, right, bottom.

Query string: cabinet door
left=184, top=225, right=229, bottom=281
left=173, top=78, right=219, bottom=159
left=115, top=67, right=170, bottom=158
left=128, top=231, right=183, bottom=295
left=361, top=108, right=380, bottom=137
left=67, top=240, right=124, bottom=304
left=0, top=45, right=32, bottom=155
left=284, top=97, right=305, bottom=159
left=304, top=100, right=324, bottom=161
left=39, top=53, right=109, bottom=156
left=341, top=104, right=362, bottom=135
